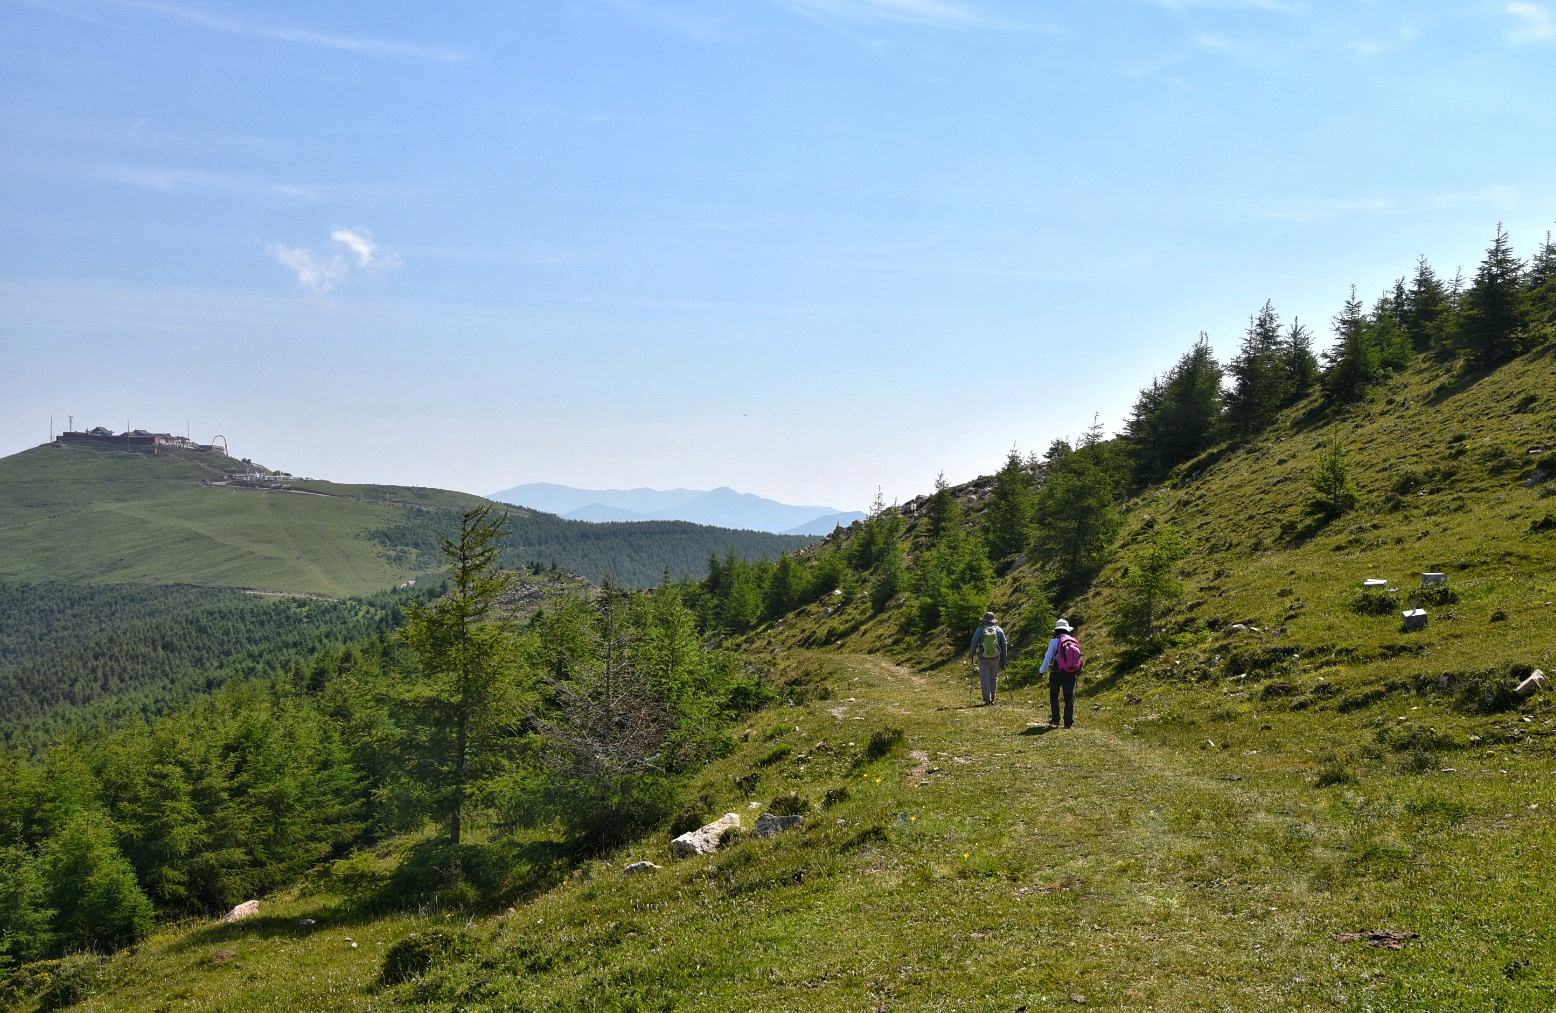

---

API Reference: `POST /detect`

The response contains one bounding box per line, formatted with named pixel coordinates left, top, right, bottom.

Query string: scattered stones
left=621, top=861, right=661, bottom=877
left=223, top=900, right=260, bottom=923
left=299, top=918, right=316, bottom=927
left=1515, top=671, right=1547, bottom=697
left=1333, top=929, right=1419, bottom=950
left=670, top=813, right=741, bottom=857
left=1402, top=609, right=1428, bottom=632
left=753, top=813, right=803, bottom=838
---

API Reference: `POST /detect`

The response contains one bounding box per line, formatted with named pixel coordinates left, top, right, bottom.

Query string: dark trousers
left=1049, top=670, right=1077, bottom=727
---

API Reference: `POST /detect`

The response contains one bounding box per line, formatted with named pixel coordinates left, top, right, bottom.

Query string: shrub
left=757, top=745, right=792, bottom=767
left=767, top=792, right=812, bottom=817
left=380, top=930, right=476, bottom=986
left=862, top=727, right=905, bottom=762
left=669, top=793, right=716, bottom=837
left=1351, top=591, right=1399, bottom=616
left=1315, top=761, right=1357, bottom=787
left=822, top=787, right=851, bottom=808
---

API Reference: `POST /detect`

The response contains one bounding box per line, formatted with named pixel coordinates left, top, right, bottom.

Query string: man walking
left=1038, top=619, right=1084, bottom=728
left=968, top=610, right=1008, bottom=705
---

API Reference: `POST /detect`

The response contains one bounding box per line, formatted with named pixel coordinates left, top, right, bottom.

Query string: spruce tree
left=1127, top=334, right=1224, bottom=484
left=984, top=448, right=1035, bottom=562
left=1405, top=257, right=1449, bottom=352
left=1030, top=439, right=1120, bottom=595
left=1281, top=320, right=1319, bottom=402
left=1112, top=524, right=1187, bottom=644
left=1455, top=223, right=1526, bottom=368
left=1225, top=301, right=1288, bottom=438
left=1323, top=287, right=1379, bottom=402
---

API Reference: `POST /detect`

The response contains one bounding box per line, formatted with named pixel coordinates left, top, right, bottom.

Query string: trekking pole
left=969, top=665, right=977, bottom=708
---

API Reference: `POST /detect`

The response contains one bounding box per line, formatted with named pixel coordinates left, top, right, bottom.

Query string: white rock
left=1421, top=572, right=1448, bottom=586
left=224, top=900, right=261, bottom=923
left=621, top=861, right=661, bottom=877
left=670, top=813, right=741, bottom=857
left=1515, top=671, right=1547, bottom=697
left=1363, top=579, right=1389, bottom=589
left=1402, top=609, right=1428, bottom=632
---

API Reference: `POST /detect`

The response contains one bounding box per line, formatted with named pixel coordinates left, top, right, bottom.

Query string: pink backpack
left=1055, top=634, right=1083, bottom=674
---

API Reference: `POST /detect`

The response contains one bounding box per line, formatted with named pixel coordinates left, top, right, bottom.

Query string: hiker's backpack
left=981, top=626, right=1001, bottom=658
left=1055, top=634, right=1083, bottom=674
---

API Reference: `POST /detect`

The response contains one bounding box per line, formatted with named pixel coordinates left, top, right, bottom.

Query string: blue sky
left=3, top=0, right=1554, bottom=510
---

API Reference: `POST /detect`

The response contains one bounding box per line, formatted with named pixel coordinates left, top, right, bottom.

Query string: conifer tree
left=1405, top=257, right=1449, bottom=352
left=1322, top=287, right=1380, bottom=402
left=397, top=505, right=519, bottom=847
left=1126, top=335, right=1223, bottom=484
left=1306, top=434, right=1360, bottom=521
left=984, top=448, right=1035, bottom=562
left=1030, top=438, right=1120, bottom=595
left=40, top=811, right=155, bottom=952
left=922, top=472, right=961, bottom=541
left=1225, top=301, right=1288, bottom=438
left=1280, top=320, right=1319, bottom=402
left=1112, top=524, right=1187, bottom=644
left=1455, top=223, right=1527, bottom=368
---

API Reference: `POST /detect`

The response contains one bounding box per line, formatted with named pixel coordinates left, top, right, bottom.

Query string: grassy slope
left=0, top=446, right=460, bottom=596
left=56, top=652, right=1555, bottom=1011
left=0, top=446, right=815, bottom=595
left=23, top=351, right=1556, bottom=1011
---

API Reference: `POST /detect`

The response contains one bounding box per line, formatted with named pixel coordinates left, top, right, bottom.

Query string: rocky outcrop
left=670, top=813, right=741, bottom=857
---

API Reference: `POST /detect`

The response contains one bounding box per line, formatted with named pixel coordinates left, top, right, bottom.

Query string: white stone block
left=1363, top=579, right=1389, bottom=589
left=1402, top=609, right=1428, bottom=632
left=1422, top=573, right=1447, bottom=586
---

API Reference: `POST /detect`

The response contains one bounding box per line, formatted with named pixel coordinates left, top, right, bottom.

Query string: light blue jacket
left=1038, top=636, right=1061, bottom=675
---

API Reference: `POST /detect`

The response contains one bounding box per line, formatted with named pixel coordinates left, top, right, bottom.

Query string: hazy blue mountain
left=489, top=482, right=864, bottom=534
left=488, top=483, right=706, bottom=517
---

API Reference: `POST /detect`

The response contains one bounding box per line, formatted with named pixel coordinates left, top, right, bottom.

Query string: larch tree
left=397, top=505, right=519, bottom=847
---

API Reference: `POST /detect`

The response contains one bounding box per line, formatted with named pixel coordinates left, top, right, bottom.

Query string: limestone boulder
left=224, top=900, right=260, bottom=923
left=621, top=861, right=661, bottom=877
left=670, top=813, right=741, bottom=857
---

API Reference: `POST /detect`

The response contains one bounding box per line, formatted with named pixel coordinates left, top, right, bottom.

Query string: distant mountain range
left=488, top=483, right=865, bottom=535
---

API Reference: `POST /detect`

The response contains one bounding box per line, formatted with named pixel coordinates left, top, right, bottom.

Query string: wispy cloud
left=1349, top=26, right=1418, bottom=58
left=1506, top=2, right=1554, bottom=44
left=268, top=228, right=400, bottom=294
left=29, top=0, right=467, bottom=59
left=99, top=164, right=323, bottom=200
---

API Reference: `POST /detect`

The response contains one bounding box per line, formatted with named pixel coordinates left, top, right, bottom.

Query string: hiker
left=1038, top=619, right=1084, bottom=728
left=968, top=611, right=1008, bottom=705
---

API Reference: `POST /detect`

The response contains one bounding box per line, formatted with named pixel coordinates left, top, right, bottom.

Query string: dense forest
left=0, top=510, right=776, bottom=970
left=0, top=584, right=406, bottom=750
left=2, top=223, right=1552, bottom=978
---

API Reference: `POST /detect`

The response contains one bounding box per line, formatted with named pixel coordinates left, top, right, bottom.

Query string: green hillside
left=0, top=444, right=813, bottom=593
left=11, top=349, right=1556, bottom=1012
left=5, top=235, right=1555, bottom=1012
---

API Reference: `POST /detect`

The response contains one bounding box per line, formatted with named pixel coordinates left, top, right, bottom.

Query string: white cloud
left=41, top=0, right=467, bottom=59
left=268, top=228, right=399, bottom=294
left=1506, top=2, right=1554, bottom=43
